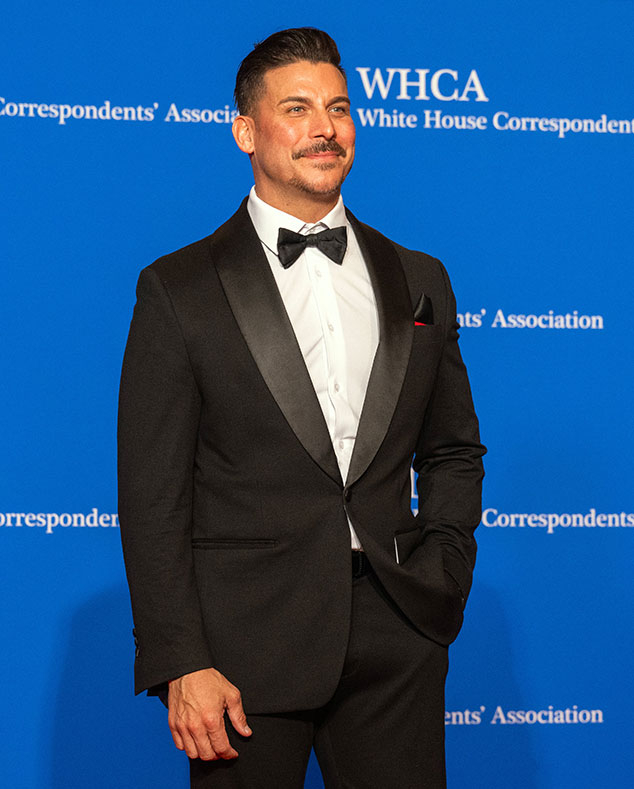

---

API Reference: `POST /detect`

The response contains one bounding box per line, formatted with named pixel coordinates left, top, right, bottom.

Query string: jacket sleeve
left=118, top=266, right=213, bottom=694
left=413, top=259, right=486, bottom=606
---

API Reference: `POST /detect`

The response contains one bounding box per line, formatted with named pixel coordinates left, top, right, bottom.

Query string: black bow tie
left=277, top=226, right=347, bottom=269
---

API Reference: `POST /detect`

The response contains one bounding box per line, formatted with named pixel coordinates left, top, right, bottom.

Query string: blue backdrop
left=2, top=1, right=633, bottom=786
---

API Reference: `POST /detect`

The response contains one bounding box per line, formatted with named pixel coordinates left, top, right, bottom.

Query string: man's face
left=233, top=60, right=356, bottom=216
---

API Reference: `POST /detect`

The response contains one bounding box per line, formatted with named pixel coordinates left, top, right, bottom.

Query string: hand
left=167, top=667, right=252, bottom=760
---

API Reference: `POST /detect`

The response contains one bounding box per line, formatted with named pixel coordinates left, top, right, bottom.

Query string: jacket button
left=344, top=488, right=352, bottom=502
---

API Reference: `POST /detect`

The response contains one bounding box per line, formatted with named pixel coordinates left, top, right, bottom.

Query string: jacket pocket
left=191, top=538, right=278, bottom=550
left=393, top=526, right=422, bottom=565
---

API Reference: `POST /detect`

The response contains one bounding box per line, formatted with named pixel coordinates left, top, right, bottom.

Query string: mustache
left=292, top=141, right=347, bottom=160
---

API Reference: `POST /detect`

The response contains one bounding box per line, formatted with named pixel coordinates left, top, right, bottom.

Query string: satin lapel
left=345, top=211, right=414, bottom=486
left=213, top=201, right=342, bottom=485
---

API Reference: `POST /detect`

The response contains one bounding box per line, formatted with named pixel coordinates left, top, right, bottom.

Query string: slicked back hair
left=234, top=27, right=346, bottom=116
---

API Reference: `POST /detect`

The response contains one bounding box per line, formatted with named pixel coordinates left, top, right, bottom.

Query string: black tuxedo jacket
left=118, top=199, right=485, bottom=713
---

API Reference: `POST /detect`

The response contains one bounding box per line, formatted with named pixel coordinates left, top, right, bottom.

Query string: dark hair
left=234, top=27, right=346, bottom=115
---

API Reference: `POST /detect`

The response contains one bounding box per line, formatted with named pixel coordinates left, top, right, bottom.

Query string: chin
left=294, top=182, right=345, bottom=198
left=289, top=171, right=347, bottom=197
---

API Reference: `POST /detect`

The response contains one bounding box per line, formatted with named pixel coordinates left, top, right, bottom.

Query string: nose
left=309, top=107, right=335, bottom=139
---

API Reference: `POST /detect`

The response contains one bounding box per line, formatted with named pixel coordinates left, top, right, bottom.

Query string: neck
left=253, top=185, right=340, bottom=224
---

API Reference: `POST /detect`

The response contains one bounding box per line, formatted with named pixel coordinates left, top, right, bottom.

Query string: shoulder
left=141, top=199, right=251, bottom=291
left=350, top=214, right=452, bottom=293
left=148, top=234, right=215, bottom=286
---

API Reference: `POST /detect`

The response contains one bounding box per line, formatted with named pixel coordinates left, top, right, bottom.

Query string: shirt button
left=316, top=269, right=323, bottom=278
left=338, top=439, right=344, bottom=449
left=334, top=382, right=340, bottom=392
left=328, top=323, right=334, bottom=332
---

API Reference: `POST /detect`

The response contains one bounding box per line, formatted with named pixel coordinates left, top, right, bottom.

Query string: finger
left=205, top=716, right=239, bottom=760
left=179, top=728, right=200, bottom=760
left=170, top=726, right=185, bottom=751
left=190, top=724, right=218, bottom=761
left=226, top=688, right=252, bottom=737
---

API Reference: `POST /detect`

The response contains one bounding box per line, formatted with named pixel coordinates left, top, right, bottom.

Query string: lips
left=304, top=151, right=340, bottom=158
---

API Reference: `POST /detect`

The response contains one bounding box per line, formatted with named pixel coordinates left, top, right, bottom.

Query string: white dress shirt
left=247, top=187, right=379, bottom=549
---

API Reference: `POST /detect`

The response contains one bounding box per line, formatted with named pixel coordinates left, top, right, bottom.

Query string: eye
left=329, top=105, right=348, bottom=114
left=288, top=105, right=305, bottom=113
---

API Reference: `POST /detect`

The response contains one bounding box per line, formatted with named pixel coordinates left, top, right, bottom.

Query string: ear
left=232, top=115, right=255, bottom=154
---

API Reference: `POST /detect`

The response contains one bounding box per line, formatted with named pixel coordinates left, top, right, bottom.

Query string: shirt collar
left=247, top=186, right=348, bottom=259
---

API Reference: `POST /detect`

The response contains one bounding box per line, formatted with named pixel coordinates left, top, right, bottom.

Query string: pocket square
left=413, top=292, right=434, bottom=326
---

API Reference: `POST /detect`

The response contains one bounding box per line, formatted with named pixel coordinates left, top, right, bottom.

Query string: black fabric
left=277, top=225, right=347, bottom=268
left=350, top=550, right=370, bottom=578
left=118, top=198, right=485, bottom=712
left=413, top=291, right=434, bottom=325
left=189, top=571, right=448, bottom=789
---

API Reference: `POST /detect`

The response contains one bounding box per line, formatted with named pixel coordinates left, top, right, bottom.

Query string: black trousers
left=190, top=566, right=449, bottom=788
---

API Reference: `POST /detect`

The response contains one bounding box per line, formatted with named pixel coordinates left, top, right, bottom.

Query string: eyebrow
left=278, top=95, right=351, bottom=107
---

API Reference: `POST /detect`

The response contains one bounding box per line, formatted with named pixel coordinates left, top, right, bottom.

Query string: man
left=118, top=27, right=485, bottom=788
